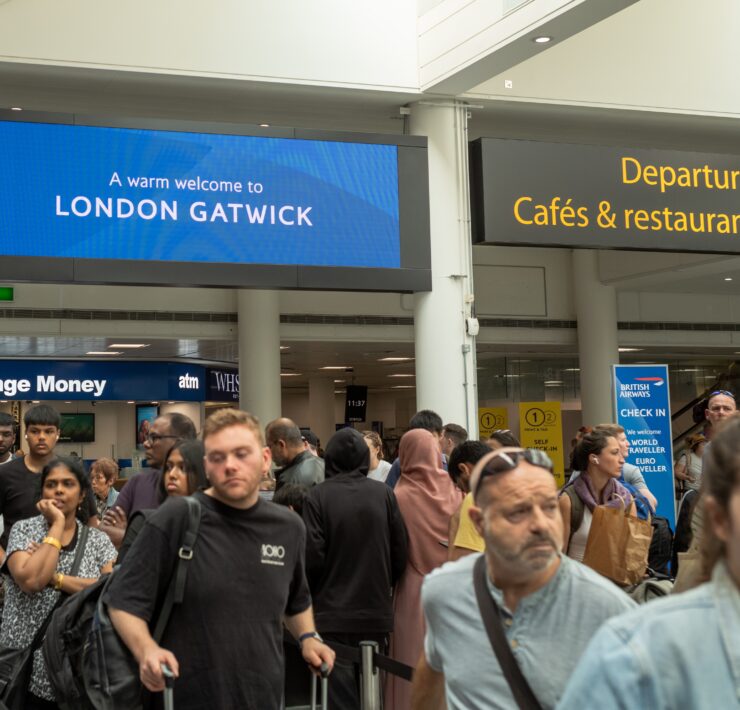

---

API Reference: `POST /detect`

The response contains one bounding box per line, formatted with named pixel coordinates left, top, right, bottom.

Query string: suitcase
left=310, top=663, right=330, bottom=710
left=164, top=661, right=329, bottom=710
left=162, top=663, right=175, bottom=710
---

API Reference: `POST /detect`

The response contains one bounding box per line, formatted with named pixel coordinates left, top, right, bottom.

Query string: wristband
left=54, top=572, right=64, bottom=591
left=299, top=631, right=323, bottom=646
left=42, top=536, right=62, bottom=551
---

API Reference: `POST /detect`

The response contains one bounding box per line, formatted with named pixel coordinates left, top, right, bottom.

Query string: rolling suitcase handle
left=310, top=662, right=330, bottom=710
left=161, top=663, right=175, bottom=710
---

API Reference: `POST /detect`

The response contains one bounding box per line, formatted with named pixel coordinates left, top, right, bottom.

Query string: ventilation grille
left=0, top=308, right=738, bottom=333
left=0, top=308, right=237, bottom=323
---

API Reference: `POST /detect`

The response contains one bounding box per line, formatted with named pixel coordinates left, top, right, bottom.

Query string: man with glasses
left=412, top=448, right=634, bottom=710
left=101, top=413, right=196, bottom=546
left=108, top=408, right=335, bottom=710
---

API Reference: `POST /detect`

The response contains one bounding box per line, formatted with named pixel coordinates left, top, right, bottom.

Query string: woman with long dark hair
left=0, top=457, right=115, bottom=709
left=559, top=430, right=635, bottom=562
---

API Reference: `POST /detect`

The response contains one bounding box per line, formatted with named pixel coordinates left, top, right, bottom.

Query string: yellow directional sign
left=478, top=407, right=509, bottom=439
left=519, top=402, right=565, bottom=487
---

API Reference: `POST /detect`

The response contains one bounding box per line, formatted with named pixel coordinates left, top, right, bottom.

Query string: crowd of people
left=0, top=391, right=734, bottom=709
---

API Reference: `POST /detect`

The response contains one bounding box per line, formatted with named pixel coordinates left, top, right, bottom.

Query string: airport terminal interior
left=0, top=0, right=738, bottom=482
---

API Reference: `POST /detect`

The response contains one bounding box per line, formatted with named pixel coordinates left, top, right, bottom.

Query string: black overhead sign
left=344, top=385, right=368, bottom=423
left=470, top=138, right=740, bottom=253
left=206, top=367, right=239, bottom=402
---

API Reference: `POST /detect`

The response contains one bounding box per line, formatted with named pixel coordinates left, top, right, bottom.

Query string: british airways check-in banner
left=612, top=364, right=676, bottom=527
left=0, top=120, right=400, bottom=268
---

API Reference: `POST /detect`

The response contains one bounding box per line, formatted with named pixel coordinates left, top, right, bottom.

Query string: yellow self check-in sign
left=519, top=402, right=565, bottom=487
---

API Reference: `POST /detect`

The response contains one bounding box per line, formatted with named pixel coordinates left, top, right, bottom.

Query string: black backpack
left=43, top=496, right=202, bottom=710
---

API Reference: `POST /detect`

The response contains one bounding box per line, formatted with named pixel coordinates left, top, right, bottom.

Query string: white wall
left=0, top=1, right=419, bottom=92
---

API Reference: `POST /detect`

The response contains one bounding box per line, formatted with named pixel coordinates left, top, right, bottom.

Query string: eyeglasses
left=472, top=448, right=554, bottom=501
left=709, top=390, right=735, bottom=400
left=145, top=433, right=179, bottom=444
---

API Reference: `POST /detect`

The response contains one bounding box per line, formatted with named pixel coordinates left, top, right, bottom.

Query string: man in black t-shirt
left=108, top=408, right=335, bottom=710
left=0, top=404, right=97, bottom=558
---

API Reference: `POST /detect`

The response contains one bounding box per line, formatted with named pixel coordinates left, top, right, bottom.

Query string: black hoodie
left=302, top=428, right=408, bottom=633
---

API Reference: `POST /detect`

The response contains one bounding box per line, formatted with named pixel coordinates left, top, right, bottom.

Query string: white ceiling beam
left=419, top=0, right=639, bottom=95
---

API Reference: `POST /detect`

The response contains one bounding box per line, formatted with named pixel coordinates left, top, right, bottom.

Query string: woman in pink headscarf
left=385, top=429, right=462, bottom=710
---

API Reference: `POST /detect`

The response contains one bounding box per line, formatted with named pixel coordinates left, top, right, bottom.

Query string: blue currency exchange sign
left=612, top=364, right=676, bottom=527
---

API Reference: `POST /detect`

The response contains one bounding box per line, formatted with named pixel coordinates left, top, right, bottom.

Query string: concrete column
left=408, top=101, right=478, bottom=436
left=237, top=290, right=281, bottom=426
left=572, top=250, right=619, bottom=424
left=308, top=376, right=335, bottom=450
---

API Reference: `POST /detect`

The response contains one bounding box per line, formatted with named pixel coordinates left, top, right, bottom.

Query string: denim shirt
left=557, top=561, right=740, bottom=709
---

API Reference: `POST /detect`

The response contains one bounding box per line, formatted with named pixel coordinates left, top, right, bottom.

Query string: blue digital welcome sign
left=0, top=115, right=431, bottom=292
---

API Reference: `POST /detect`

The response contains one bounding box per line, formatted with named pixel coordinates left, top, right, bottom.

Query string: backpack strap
left=69, top=523, right=90, bottom=577
left=152, top=496, right=202, bottom=642
left=472, top=555, right=543, bottom=710
left=562, top=485, right=584, bottom=551
left=29, top=524, right=89, bottom=652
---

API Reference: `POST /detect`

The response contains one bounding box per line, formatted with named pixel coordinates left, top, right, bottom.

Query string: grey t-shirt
left=422, top=553, right=636, bottom=710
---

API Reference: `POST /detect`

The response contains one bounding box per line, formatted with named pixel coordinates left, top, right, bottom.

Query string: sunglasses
left=472, top=448, right=554, bottom=501
left=709, top=390, right=735, bottom=400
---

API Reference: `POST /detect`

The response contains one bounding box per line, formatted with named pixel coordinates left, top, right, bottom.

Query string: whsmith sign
left=0, top=361, right=230, bottom=401
left=470, top=138, right=740, bottom=253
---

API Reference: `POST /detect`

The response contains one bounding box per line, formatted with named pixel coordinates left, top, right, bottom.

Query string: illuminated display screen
left=0, top=120, right=401, bottom=268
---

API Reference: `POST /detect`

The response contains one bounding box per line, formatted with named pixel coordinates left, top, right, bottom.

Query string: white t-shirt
left=367, top=460, right=392, bottom=483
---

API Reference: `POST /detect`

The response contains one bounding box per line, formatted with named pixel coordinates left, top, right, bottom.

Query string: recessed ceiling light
left=64, top=401, right=71, bottom=404
left=10, top=107, right=22, bottom=111
left=544, top=380, right=563, bottom=385
left=391, top=385, right=416, bottom=389
left=32, top=400, right=40, bottom=403
left=0, top=401, right=7, bottom=403
left=151, top=401, right=159, bottom=404
left=127, top=401, right=135, bottom=404
left=533, top=36, right=552, bottom=43
left=320, top=366, right=351, bottom=370
left=109, top=343, right=149, bottom=349
left=86, top=351, right=121, bottom=355
left=563, top=368, right=581, bottom=372
left=333, top=379, right=345, bottom=383
left=259, top=123, right=270, bottom=128
left=725, top=277, right=733, bottom=282
left=280, top=346, right=290, bottom=350
left=618, top=347, right=643, bottom=353
left=280, top=372, right=302, bottom=377
left=388, top=374, right=415, bottom=378
left=334, top=390, right=346, bottom=394
left=378, top=357, right=414, bottom=362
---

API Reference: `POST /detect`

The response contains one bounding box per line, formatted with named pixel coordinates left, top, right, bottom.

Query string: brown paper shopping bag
left=582, top=505, right=653, bottom=585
